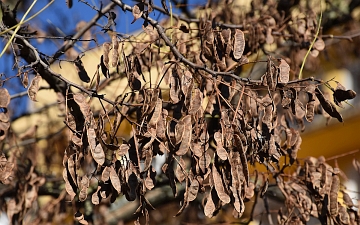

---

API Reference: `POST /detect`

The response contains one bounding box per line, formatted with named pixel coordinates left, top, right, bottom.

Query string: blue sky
left=0, top=0, right=202, bottom=118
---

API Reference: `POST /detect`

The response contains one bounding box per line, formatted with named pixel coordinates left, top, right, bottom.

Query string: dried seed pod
left=111, top=36, right=119, bottom=67
left=92, top=186, right=101, bottom=205
left=266, top=27, right=274, bottom=44
left=22, top=72, right=29, bottom=88
left=189, top=88, right=203, bottom=115
left=149, top=98, right=162, bottom=127
left=266, top=58, right=277, bottom=91
left=338, top=204, right=350, bottom=224
left=131, top=3, right=144, bottom=24
left=262, top=95, right=273, bottom=128
left=245, top=182, right=255, bottom=199
left=102, top=43, right=111, bottom=69
left=187, top=178, right=199, bottom=202
left=214, top=132, right=228, bottom=160
left=156, top=109, right=167, bottom=141
left=329, top=174, right=340, bottom=216
left=67, top=155, right=77, bottom=186
left=181, top=70, right=193, bottom=97
left=204, top=189, right=216, bottom=218
left=198, top=152, right=211, bottom=174
left=170, top=72, right=181, bottom=104
left=175, top=157, right=186, bottom=182
left=333, top=82, right=356, bottom=107
left=313, top=38, right=325, bottom=51
left=305, top=100, right=315, bottom=122
left=92, top=143, right=105, bottom=166
left=117, top=143, right=130, bottom=156
left=110, top=166, right=121, bottom=193
left=74, top=56, right=90, bottom=83
left=230, top=186, right=245, bottom=216
left=28, top=75, right=42, bottom=102
left=233, top=29, right=245, bottom=60
left=73, top=93, right=93, bottom=124
left=176, top=115, right=192, bottom=155
left=234, top=134, right=249, bottom=185
left=212, top=164, right=230, bottom=203
left=278, top=59, right=290, bottom=84
left=74, top=211, right=88, bottom=225
left=315, top=88, right=343, bottom=122
left=101, top=166, right=111, bottom=182
left=79, top=176, right=89, bottom=201
left=63, top=168, right=76, bottom=201
left=341, top=190, right=354, bottom=208
left=0, top=88, right=10, bottom=108
left=175, top=120, right=185, bottom=145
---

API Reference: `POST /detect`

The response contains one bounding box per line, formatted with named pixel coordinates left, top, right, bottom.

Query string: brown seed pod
left=204, top=189, right=216, bottom=218
left=102, top=43, right=111, bottom=69
left=170, top=72, right=181, bottom=104
left=187, top=178, right=199, bottom=202
left=74, top=56, right=90, bottom=83
left=63, top=168, right=76, bottom=201
left=149, top=98, right=162, bottom=128
left=305, top=100, right=315, bottom=122
left=212, top=164, right=230, bottom=203
left=0, top=88, right=10, bottom=108
left=333, top=82, right=356, bottom=107
left=313, top=38, right=325, bottom=51
left=28, top=75, right=42, bottom=102
left=189, top=88, right=203, bottom=115
left=233, top=29, right=245, bottom=60
left=131, top=3, right=144, bottom=24
left=341, top=190, right=354, bottom=208
left=315, top=88, right=343, bottom=122
left=329, top=174, right=340, bottom=216
left=234, top=134, right=249, bottom=185
left=278, top=59, right=290, bottom=84
left=176, top=115, right=192, bottom=155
